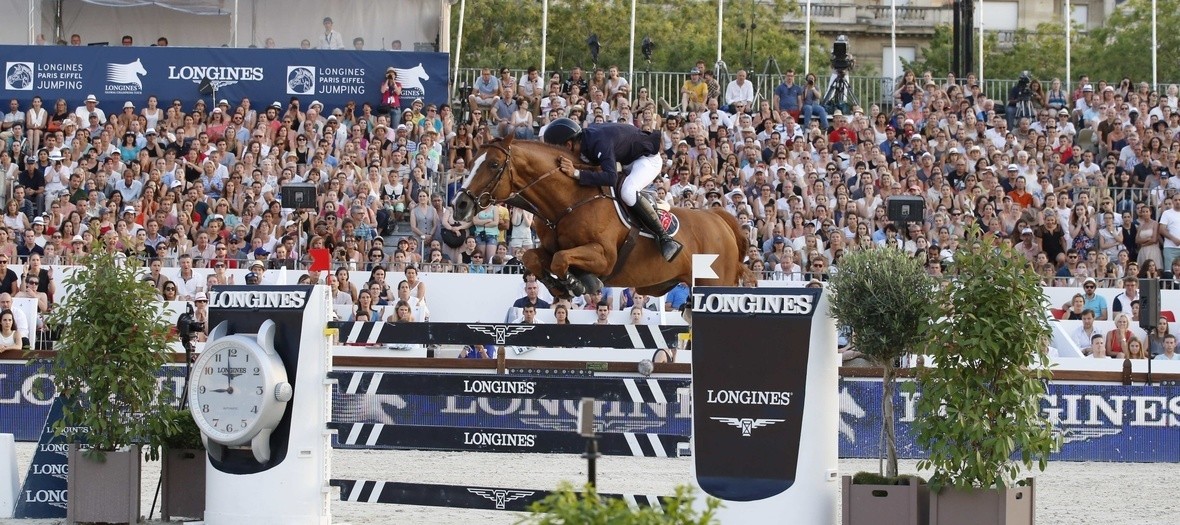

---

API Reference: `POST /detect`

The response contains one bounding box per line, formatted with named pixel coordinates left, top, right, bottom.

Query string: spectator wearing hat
left=72, top=94, right=105, bottom=125
left=679, top=68, right=708, bottom=113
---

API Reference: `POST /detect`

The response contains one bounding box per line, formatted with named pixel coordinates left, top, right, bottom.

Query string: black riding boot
left=631, top=195, right=683, bottom=262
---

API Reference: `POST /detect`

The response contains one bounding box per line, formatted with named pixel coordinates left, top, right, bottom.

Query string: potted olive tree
left=828, top=245, right=934, bottom=525
left=46, top=246, right=175, bottom=524
left=914, top=226, right=1058, bottom=525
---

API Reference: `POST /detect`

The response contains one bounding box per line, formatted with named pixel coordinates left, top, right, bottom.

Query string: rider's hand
left=558, top=157, right=576, bottom=179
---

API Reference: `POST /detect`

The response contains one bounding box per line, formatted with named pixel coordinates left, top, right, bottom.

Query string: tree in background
left=906, top=0, right=1180, bottom=86
left=903, top=23, right=1070, bottom=84
left=450, top=0, right=808, bottom=75
left=1078, top=0, right=1180, bottom=84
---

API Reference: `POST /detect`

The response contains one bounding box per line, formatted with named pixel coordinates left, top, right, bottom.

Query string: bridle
left=460, top=142, right=607, bottom=230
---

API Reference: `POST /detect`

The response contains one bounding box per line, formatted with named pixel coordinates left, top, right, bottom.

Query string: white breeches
left=619, top=154, right=663, bottom=206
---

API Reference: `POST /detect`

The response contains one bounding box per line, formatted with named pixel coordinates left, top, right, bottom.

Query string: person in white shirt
left=318, top=17, right=344, bottom=50
left=73, top=94, right=106, bottom=125
left=1160, top=197, right=1180, bottom=272
left=1156, top=334, right=1180, bottom=360
left=724, top=69, right=755, bottom=113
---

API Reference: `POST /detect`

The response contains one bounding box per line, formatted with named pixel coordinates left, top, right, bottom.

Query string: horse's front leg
left=550, top=243, right=612, bottom=298
left=521, top=248, right=571, bottom=299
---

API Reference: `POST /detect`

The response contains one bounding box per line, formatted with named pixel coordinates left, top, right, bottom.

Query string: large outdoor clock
left=189, top=319, right=293, bottom=463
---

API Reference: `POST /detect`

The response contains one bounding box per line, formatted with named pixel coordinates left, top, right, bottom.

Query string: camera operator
left=379, top=67, right=403, bottom=126
left=1007, top=71, right=1034, bottom=129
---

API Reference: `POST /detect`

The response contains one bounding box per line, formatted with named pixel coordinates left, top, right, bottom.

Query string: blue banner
left=837, top=379, right=1180, bottom=463
left=6, top=362, right=1180, bottom=462
left=0, top=45, right=449, bottom=110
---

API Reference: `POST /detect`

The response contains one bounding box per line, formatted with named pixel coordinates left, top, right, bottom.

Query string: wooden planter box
left=842, top=475, right=929, bottom=525
left=929, top=478, right=1035, bottom=525
left=66, top=446, right=140, bottom=524
left=161, top=448, right=206, bottom=521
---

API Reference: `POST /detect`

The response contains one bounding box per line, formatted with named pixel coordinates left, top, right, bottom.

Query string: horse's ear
left=502, top=131, right=515, bottom=147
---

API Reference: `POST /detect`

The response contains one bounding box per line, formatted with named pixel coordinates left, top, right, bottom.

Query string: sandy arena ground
left=3, top=443, right=1179, bottom=524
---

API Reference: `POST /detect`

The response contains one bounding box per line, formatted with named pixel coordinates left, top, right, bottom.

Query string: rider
left=542, top=118, right=683, bottom=262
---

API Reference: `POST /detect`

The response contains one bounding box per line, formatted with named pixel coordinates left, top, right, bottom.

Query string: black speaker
left=887, top=195, right=925, bottom=223
left=198, top=77, right=215, bottom=95
left=281, top=184, right=317, bottom=210
left=1140, top=278, right=1161, bottom=331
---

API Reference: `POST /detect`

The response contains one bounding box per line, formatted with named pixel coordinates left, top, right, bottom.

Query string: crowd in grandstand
left=5, top=45, right=1180, bottom=350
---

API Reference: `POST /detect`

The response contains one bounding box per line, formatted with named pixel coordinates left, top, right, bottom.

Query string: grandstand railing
left=454, top=68, right=1020, bottom=112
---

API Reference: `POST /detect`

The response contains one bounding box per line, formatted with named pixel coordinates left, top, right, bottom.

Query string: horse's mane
left=486, top=138, right=577, bottom=160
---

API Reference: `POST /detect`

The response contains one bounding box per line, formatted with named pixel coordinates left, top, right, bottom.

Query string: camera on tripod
left=177, top=303, right=204, bottom=343
left=830, top=35, right=854, bottom=72
left=1012, top=71, right=1033, bottom=102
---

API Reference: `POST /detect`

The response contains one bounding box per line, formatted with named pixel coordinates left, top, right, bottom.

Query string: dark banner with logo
left=690, top=287, right=823, bottom=502
left=0, top=45, right=448, bottom=109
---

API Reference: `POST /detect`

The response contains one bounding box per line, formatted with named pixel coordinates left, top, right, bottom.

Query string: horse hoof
left=574, top=272, right=604, bottom=294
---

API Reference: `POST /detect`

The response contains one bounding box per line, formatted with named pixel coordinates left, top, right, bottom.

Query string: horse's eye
left=488, top=162, right=499, bottom=169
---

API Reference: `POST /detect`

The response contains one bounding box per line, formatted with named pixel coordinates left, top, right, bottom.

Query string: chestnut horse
left=452, top=134, right=751, bottom=299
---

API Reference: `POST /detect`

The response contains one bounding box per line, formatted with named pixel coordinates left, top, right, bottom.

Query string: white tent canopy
left=0, top=0, right=442, bottom=50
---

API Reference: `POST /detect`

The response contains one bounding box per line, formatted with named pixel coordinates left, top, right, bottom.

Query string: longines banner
left=5, top=362, right=1180, bottom=462
left=0, top=45, right=449, bottom=109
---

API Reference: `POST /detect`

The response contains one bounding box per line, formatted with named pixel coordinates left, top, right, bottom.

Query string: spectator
left=1088, top=334, right=1110, bottom=358
left=1105, top=313, right=1135, bottom=358
left=1112, top=276, right=1139, bottom=314
left=1155, top=334, right=1180, bottom=361
left=468, top=69, right=501, bottom=110
left=512, top=281, right=550, bottom=309
left=593, top=301, right=611, bottom=325
left=319, top=17, right=344, bottom=49
left=0, top=309, right=22, bottom=351
left=121, top=35, right=133, bottom=47
left=1071, top=309, right=1099, bottom=351
left=553, top=303, right=571, bottom=324
left=1079, top=277, right=1109, bottom=320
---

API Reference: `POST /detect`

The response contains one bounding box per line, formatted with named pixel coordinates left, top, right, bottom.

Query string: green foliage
left=913, top=226, right=1059, bottom=492
left=452, top=0, right=803, bottom=73
left=1078, top=0, right=1180, bottom=83
left=851, top=472, right=927, bottom=486
left=145, top=404, right=205, bottom=461
left=44, top=247, right=175, bottom=457
left=520, top=483, right=721, bottom=524
left=827, top=246, right=933, bottom=478
left=910, top=2, right=1180, bottom=86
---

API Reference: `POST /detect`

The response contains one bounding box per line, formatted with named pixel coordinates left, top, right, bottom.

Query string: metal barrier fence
left=454, top=68, right=1020, bottom=112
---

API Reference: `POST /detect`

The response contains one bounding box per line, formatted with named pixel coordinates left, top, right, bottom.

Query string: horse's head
left=453, top=134, right=517, bottom=221
left=132, top=59, right=146, bottom=76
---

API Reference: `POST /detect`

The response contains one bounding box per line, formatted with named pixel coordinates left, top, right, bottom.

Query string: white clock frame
left=189, top=319, right=293, bottom=463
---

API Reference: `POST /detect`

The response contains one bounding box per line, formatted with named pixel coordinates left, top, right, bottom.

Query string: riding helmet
left=541, top=118, right=583, bottom=145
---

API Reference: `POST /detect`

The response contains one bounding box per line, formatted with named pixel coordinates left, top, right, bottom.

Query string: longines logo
left=105, top=59, right=147, bottom=94
left=462, top=431, right=536, bottom=447
left=208, top=290, right=307, bottom=309
left=287, top=66, right=315, bottom=95
left=168, top=64, right=264, bottom=91
left=467, top=488, right=534, bottom=510
left=711, top=417, right=785, bottom=437
left=692, top=293, right=813, bottom=315
left=467, top=324, right=535, bottom=344
left=463, top=379, right=536, bottom=395
left=5, top=62, right=33, bottom=90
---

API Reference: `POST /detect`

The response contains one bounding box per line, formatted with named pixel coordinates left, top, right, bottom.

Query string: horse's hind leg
left=522, top=248, right=571, bottom=299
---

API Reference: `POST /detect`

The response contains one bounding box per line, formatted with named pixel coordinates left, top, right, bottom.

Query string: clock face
left=190, top=340, right=273, bottom=443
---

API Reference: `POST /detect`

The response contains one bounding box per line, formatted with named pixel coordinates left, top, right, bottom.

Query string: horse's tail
left=710, top=208, right=758, bottom=287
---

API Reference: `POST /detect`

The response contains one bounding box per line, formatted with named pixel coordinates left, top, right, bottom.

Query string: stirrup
left=659, top=238, right=684, bottom=262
